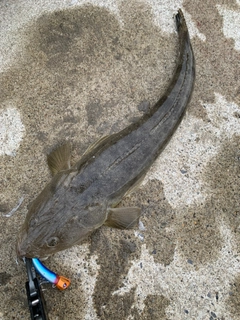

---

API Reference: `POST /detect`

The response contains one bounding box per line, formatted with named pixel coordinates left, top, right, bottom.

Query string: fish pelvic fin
left=47, top=142, right=72, bottom=176
left=104, top=207, right=141, bottom=229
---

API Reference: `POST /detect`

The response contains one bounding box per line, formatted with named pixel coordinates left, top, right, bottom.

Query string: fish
left=17, top=9, right=195, bottom=258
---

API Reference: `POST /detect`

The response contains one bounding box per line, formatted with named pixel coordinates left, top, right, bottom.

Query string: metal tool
left=25, top=258, right=49, bottom=320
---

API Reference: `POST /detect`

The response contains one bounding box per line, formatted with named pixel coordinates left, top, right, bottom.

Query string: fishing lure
left=32, top=258, right=71, bottom=290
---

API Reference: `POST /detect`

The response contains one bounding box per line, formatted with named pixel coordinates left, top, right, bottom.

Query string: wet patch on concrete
left=183, top=0, right=240, bottom=121
left=140, top=294, right=170, bottom=319
left=0, top=267, right=29, bottom=318
left=173, top=134, right=240, bottom=268
left=90, top=227, right=140, bottom=319
left=204, top=135, right=240, bottom=245
left=122, top=179, right=177, bottom=266
left=0, top=272, right=12, bottom=286
left=45, top=283, right=86, bottom=319
left=174, top=200, right=223, bottom=267
left=128, top=294, right=170, bottom=319
left=88, top=179, right=176, bottom=317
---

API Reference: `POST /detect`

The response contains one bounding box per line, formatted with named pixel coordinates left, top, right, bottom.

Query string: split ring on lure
left=32, top=258, right=71, bottom=290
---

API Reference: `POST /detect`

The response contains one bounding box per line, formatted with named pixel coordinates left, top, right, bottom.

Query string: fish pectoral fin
left=104, top=207, right=141, bottom=229
left=47, top=142, right=72, bottom=176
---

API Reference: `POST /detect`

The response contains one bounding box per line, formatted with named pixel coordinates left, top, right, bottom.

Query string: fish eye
left=47, top=237, right=59, bottom=247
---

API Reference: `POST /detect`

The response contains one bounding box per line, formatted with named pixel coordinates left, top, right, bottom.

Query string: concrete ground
left=0, top=0, right=240, bottom=319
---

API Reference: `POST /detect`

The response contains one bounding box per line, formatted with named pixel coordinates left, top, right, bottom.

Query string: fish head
left=17, top=174, right=107, bottom=258
left=16, top=183, right=66, bottom=258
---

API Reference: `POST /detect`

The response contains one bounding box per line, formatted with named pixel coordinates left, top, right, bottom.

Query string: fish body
left=17, top=9, right=195, bottom=258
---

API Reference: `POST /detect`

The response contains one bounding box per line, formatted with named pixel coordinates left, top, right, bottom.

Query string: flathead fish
left=17, top=9, right=195, bottom=258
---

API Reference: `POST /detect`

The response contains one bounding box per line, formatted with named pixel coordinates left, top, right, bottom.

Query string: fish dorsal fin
left=47, top=143, right=72, bottom=176
left=104, top=207, right=141, bottom=229
left=82, top=135, right=110, bottom=157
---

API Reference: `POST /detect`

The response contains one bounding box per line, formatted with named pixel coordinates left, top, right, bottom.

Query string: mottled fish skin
left=17, top=9, right=195, bottom=258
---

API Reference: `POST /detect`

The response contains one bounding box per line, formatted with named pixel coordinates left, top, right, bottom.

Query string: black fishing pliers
left=25, top=258, right=49, bottom=320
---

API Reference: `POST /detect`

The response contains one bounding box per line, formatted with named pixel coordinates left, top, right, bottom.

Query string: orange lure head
left=55, top=275, right=71, bottom=291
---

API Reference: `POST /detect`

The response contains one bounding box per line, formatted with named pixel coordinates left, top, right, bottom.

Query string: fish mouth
left=16, top=231, right=49, bottom=259
left=16, top=241, right=37, bottom=258
left=16, top=231, right=29, bottom=257
left=16, top=239, right=26, bottom=257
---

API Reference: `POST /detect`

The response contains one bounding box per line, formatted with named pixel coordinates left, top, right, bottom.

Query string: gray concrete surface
left=0, top=0, right=240, bottom=319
